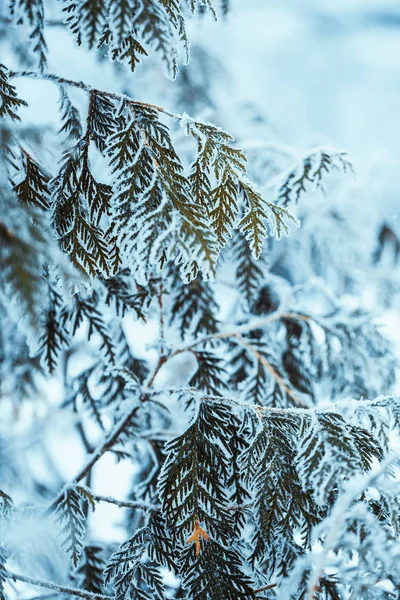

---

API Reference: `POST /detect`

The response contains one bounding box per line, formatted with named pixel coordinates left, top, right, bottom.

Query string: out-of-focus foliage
left=1, top=2, right=400, bottom=600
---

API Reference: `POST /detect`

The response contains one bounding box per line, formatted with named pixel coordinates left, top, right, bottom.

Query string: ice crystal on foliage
left=275, top=147, right=353, bottom=208
left=0, top=2, right=400, bottom=600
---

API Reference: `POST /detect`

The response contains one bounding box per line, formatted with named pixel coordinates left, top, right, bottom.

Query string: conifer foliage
left=1, top=3, right=400, bottom=600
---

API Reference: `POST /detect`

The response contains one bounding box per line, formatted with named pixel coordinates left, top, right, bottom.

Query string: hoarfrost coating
left=1, top=1, right=400, bottom=600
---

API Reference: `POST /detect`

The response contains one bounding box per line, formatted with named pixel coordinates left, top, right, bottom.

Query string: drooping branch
left=232, top=333, right=305, bottom=407
left=5, top=571, right=113, bottom=600
left=171, top=310, right=313, bottom=356
left=254, top=583, right=278, bottom=594
left=87, top=491, right=158, bottom=512
left=9, top=70, right=176, bottom=118
left=44, top=404, right=141, bottom=514
left=303, top=452, right=400, bottom=600
left=45, top=353, right=167, bottom=514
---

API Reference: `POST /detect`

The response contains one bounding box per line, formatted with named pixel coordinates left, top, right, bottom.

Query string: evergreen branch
left=9, top=71, right=176, bottom=118
left=0, top=16, right=64, bottom=27
left=275, top=147, right=353, bottom=207
left=172, top=310, right=312, bottom=355
left=18, top=594, right=57, bottom=600
left=44, top=405, right=142, bottom=515
left=232, top=334, right=305, bottom=407
left=5, top=571, right=113, bottom=600
left=89, top=493, right=157, bottom=512
left=254, top=583, right=277, bottom=594
left=44, top=353, right=168, bottom=515
left=0, top=63, right=27, bottom=120
left=9, top=70, right=297, bottom=276
left=304, top=452, right=400, bottom=600
left=78, top=546, right=105, bottom=595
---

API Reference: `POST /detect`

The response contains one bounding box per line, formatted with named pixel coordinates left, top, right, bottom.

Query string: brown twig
left=254, top=583, right=278, bottom=594
left=171, top=310, right=312, bottom=358
left=233, top=334, right=305, bottom=407
left=158, top=282, right=165, bottom=344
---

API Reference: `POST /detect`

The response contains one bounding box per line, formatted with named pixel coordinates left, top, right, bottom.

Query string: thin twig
left=5, top=571, right=113, bottom=600
left=91, top=492, right=159, bottom=512
left=63, top=349, right=94, bottom=518
left=171, top=310, right=312, bottom=357
left=45, top=352, right=167, bottom=515
left=254, top=583, right=278, bottom=593
left=44, top=404, right=141, bottom=514
left=20, top=594, right=58, bottom=600
left=0, top=17, right=64, bottom=27
left=304, top=452, right=400, bottom=600
left=146, top=355, right=168, bottom=388
left=158, top=282, right=165, bottom=346
left=9, top=71, right=176, bottom=118
left=233, top=334, right=306, bottom=407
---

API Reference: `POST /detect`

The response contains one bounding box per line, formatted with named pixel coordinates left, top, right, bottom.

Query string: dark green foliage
left=37, top=271, right=151, bottom=383
left=227, top=343, right=254, bottom=388
left=66, top=293, right=116, bottom=365
left=250, top=283, right=280, bottom=316
left=58, top=0, right=220, bottom=78
left=58, top=85, right=83, bottom=143
left=242, top=410, right=382, bottom=577
left=1, top=4, right=400, bottom=600
left=62, top=0, right=108, bottom=49
left=13, top=149, right=50, bottom=209
left=0, top=490, right=13, bottom=522
left=159, top=402, right=234, bottom=543
left=297, top=413, right=383, bottom=499
left=8, top=0, right=47, bottom=69
left=180, top=541, right=257, bottom=600
left=0, top=199, right=50, bottom=326
left=0, top=63, right=27, bottom=120
left=242, top=347, right=272, bottom=406
left=102, top=269, right=150, bottom=320
left=185, top=117, right=294, bottom=261
left=238, top=180, right=272, bottom=257
left=2, top=68, right=296, bottom=281
left=51, top=147, right=120, bottom=278
left=55, top=487, right=89, bottom=568
left=158, top=401, right=257, bottom=598
left=282, top=348, right=314, bottom=397
left=228, top=333, right=300, bottom=408
left=211, top=167, right=240, bottom=245
left=110, top=34, right=148, bottom=72
left=277, top=149, right=352, bottom=207
left=168, top=270, right=219, bottom=338
left=226, top=416, right=251, bottom=535
left=51, top=90, right=122, bottom=277
left=39, top=283, right=69, bottom=374
left=189, top=350, right=227, bottom=395
left=104, top=511, right=175, bottom=600
left=231, top=231, right=269, bottom=308
left=106, top=102, right=223, bottom=279
left=78, top=546, right=106, bottom=594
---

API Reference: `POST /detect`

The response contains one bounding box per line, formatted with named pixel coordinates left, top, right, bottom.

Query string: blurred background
left=2, top=0, right=400, bottom=585
left=8, top=0, right=400, bottom=298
